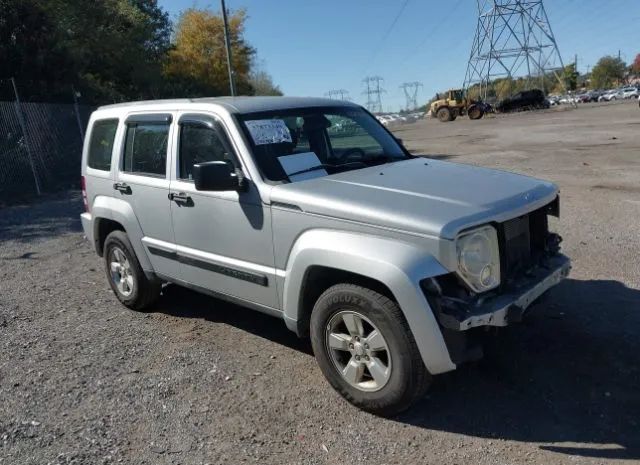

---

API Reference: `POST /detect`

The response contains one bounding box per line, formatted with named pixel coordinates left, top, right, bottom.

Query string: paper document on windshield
left=278, top=152, right=327, bottom=182
left=245, top=119, right=292, bottom=145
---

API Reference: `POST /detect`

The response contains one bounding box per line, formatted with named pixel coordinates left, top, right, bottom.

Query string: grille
left=498, top=205, right=549, bottom=285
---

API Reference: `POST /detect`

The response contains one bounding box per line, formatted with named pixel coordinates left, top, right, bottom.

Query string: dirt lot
left=1, top=101, right=639, bottom=464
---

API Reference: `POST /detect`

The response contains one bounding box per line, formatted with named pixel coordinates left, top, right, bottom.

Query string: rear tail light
left=81, top=175, right=89, bottom=212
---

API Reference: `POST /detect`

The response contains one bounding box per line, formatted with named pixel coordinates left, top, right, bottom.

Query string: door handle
left=113, top=182, right=131, bottom=194
left=168, top=192, right=192, bottom=203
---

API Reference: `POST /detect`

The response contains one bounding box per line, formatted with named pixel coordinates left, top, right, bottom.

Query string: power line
left=400, top=0, right=464, bottom=64
left=362, top=0, right=411, bottom=72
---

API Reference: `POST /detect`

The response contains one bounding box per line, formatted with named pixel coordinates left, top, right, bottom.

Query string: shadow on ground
left=399, top=278, right=640, bottom=460
left=155, top=284, right=313, bottom=356
left=0, top=191, right=82, bottom=242
left=152, top=278, right=639, bottom=460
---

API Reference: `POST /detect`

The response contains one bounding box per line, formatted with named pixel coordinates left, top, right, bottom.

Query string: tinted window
left=122, top=123, right=169, bottom=176
left=179, top=123, right=234, bottom=180
left=87, top=119, right=118, bottom=171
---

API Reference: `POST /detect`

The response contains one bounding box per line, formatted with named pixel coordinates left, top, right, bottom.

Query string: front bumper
left=433, top=254, right=571, bottom=331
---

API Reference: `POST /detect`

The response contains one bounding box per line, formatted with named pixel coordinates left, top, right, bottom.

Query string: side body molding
left=90, top=195, right=154, bottom=272
left=282, top=229, right=456, bottom=374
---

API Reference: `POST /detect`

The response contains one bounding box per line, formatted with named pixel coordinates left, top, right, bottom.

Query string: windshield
left=237, top=106, right=410, bottom=182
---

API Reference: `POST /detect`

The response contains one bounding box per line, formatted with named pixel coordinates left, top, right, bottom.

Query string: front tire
left=436, top=107, right=452, bottom=122
left=103, top=230, right=161, bottom=311
left=310, top=284, right=431, bottom=416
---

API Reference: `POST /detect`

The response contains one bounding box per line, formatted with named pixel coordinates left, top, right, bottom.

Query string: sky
left=158, top=0, right=640, bottom=112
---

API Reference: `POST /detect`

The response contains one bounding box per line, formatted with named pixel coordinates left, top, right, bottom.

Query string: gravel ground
left=1, top=101, right=639, bottom=464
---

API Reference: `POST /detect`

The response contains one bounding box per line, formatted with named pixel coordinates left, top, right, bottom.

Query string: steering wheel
left=334, top=147, right=366, bottom=164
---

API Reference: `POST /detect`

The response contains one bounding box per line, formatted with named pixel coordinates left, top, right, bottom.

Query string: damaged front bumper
left=427, top=254, right=571, bottom=331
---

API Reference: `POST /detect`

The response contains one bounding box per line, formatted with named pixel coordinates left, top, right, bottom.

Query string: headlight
left=456, top=225, right=500, bottom=292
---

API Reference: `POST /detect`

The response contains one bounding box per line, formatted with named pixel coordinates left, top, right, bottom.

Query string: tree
left=590, top=56, right=626, bottom=89
left=0, top=0, right=172, bottom=103
left=561, top=63, right=579, bottom=91
left=0, top=0, right=75, bottom=100
left=249, top=68, right=282, bottom=96
left=164, top=8, right=255, bottom=97
left=631, top=54, right=640, bottom=74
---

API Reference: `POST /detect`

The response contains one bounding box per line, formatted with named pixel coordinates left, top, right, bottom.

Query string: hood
left=269, top=158, right=558, bottom=239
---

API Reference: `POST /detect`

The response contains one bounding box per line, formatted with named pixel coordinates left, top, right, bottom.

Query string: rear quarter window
left=87, top=119, right=118, bottom=171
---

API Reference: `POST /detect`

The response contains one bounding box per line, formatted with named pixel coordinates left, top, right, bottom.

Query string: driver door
left=168, top=112, right=279, bottom=309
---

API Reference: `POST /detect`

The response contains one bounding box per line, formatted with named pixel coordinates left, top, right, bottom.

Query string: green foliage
left=0, top=1, right=281, bottom=103
left=561, top=63, right=579, bottom=91
left=249, top=70, right=283, bottom=96
left=591, top=56, right=626, bottom=89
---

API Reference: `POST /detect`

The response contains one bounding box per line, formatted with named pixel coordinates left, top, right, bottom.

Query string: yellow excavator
left=430, top=89, right=486, bottom=122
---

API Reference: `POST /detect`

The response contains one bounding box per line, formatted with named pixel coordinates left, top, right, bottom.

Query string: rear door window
left=122, top=122, right=170, bottom=177
left=87, top=119, right=118, bottom=171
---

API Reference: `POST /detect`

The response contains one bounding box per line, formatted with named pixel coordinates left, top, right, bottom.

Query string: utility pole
left=221, top=0, right=236, bottom=96
left=399, top=82, right=423, bottom=110
left=72, top=85, right=85, bottom=141
left=11, top=78, right=41, bottom=195
left=362, top=76, right=385, bottom=114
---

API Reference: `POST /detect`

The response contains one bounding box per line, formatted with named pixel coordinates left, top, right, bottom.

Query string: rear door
left=114, top=113, right=180, bottom=279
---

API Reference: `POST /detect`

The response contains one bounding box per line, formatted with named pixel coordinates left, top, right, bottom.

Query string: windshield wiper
left=287, top=161, right=365, bottom=178
left=287, top=163, right=335, bottom=178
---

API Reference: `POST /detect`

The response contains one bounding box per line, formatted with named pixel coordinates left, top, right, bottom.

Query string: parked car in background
left=621, top=87, right=639, bottom=99
left=598, top=90, right=622, bottom=102
left=576, top=92, right=592, bottom=103
left=547, top=95, right=561, bottom=106
left=496, top=89, right=550, bottom=112
left=80, top=96, right=571, bottom=415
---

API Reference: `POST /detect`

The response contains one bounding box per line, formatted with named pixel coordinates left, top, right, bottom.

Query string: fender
left=282, top=229, right=456, bottom=374
left=91, top=195, right=154, bottom=272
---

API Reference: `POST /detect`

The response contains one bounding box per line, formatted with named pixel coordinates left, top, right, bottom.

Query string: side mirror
left=395, top=136, right=404, bottom=146
left=193, top=161, right=240, bottom=191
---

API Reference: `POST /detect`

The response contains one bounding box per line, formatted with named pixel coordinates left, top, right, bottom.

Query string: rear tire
left=437, top=107, right=452, bottom=122
left=103, top=230, right=161, bottom=311
left=310, top=283, right=431, bottom=416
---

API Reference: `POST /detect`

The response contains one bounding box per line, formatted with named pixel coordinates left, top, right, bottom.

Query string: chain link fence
left=0, top=78, right=94, bottom=198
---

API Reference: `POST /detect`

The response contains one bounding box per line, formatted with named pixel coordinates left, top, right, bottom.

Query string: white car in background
left=598, top=90, right=622, bottom=102
left=620, top=87, right=639, bottom=99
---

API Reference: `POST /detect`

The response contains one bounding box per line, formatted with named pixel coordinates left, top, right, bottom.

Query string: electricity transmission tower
left=463, top=0, right=566, bottom=100
left=362, top=76, right=385, bottom=113
left=325, top=89, right=351, bottom=101
left=399, top=82, right=423, bottom=110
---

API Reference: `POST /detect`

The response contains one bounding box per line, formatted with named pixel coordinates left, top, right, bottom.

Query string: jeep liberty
left=80, top=97, right=570, bottom=415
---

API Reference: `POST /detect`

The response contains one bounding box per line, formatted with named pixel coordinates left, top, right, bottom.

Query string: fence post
left=10, top=77, right=41, bottom=195
left=71, top=85, right=85, bottom=141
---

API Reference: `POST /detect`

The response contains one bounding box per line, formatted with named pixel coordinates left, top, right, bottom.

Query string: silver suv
left=80, top=97, right=570, bottom=415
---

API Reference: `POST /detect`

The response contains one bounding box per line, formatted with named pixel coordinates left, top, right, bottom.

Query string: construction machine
left=430, top=89, right=486, bottom=122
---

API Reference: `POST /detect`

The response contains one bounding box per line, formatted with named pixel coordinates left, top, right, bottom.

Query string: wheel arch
left=282, top=229, right=456, bottom=374
left=91, top=196, right=153, bottom=271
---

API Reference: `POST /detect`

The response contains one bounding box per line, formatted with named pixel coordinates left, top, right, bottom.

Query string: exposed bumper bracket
left=437, top=254, right=571, bottom=331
